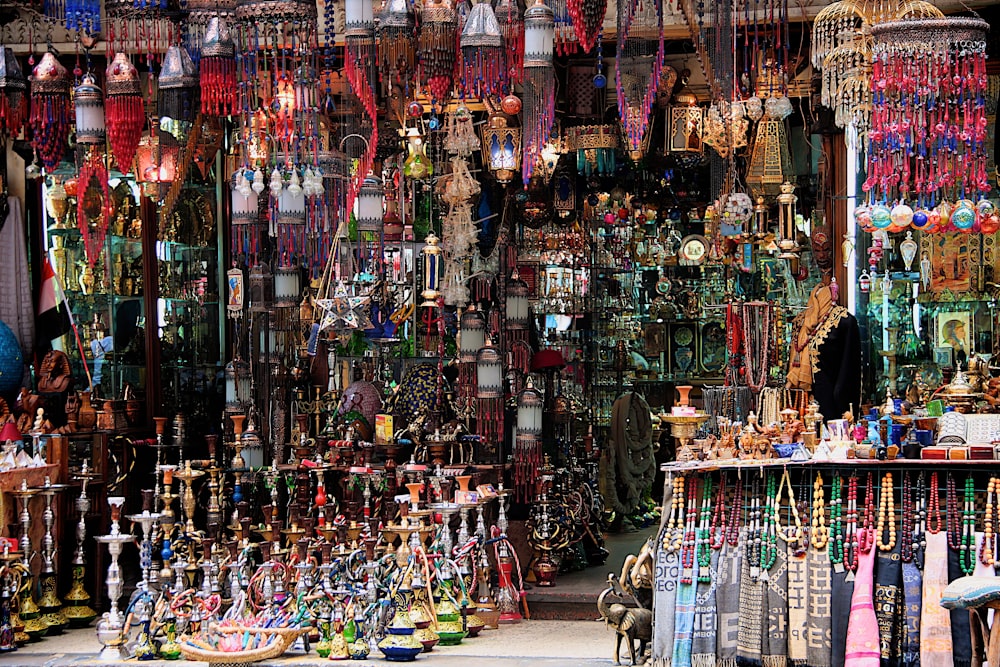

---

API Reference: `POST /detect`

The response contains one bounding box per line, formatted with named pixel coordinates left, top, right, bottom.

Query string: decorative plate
left=679, top=234, right=708, bottom=265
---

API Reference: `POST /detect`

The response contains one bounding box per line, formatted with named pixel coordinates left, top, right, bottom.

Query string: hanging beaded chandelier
left=615, top=0, right=664, bottom=161
left=104, top=53, right=144, bottom=174
left=494, top=0, right=524, bottom=86
left=461, top=0, right=507, bottom=98
left=30, top=53, right=72, bottom=171
left=0, top=47, right=27, bottom=141
left=377, top=0, right=416, bottom=86
left=418, top=0, right=458, bottom=106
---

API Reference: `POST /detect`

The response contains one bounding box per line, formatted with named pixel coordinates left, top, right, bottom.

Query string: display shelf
left=661, top=456, right=1000, bottom=474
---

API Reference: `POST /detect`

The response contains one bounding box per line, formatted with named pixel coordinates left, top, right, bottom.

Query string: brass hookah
left=0, top=544, right=22, bottom=651
left=34, top=476, right=70, bottom=632
left=10, top=481, right=45, bottom=640
left=62, top=461, right=99, bottom=626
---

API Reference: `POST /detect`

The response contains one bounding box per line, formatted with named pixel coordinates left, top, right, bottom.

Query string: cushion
left=940, top=576, right=1000, bottom=610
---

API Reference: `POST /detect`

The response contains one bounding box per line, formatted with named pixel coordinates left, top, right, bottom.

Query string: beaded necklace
left=748, top=478, right=762, bottom=578
left=876, top=472, right=897, bottom=552
left=726, top=475, right=742, bottom=547
left=829, top=474, right=845, bottom=570
left=960, top=475, right=976, bottom=576
left=947, top=474, right=961, bottom=551
left=811, top=472, right=829, bottom=550
left=915, top=473, right=927, bottom=568
left=664, top=475, right=685, bottom=553
left=710, top=474, right=727, bottom=550
left=680, top=477, right=699, bottom=584
left=697, top=477, right=713, bottom=583
left=776, top=468, right=804, bottom=554
left=860, top=472, right=876, bottom=554
left=760, top=474, right=779, bottom=575
left=927, top=472, right=942, bottom=534
left=901, top=472, right=915, bottom=563
left=982, top=477, right=998, bottom=568
left=845, top=475, right=859, bottom=578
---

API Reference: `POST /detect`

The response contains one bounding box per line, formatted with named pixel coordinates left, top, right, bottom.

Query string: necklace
left=680, top=477, right=699, bottom=584
left=947, top=474, right=961, bottom=551
left=927, top=472, right=942, bottom=534
left=760, top=473, right=778, bottom=575
left=960, top=475, right=976, bottom=576
left=876, top=472, right=897, bottom=552
left=860, top=472, right=876, bottom=554
left=748, top=479, right=762, bottom=578
left=845, top=475, right=859, bottom=578
left=726, top=476, right=742, bottom=547
left=901, top=472, right=914, bottom=563
left=710, top=474, right=727, bottom=550
left=829, top=474, right=845, bottom=570
left=664, top=475, right=685, bottom=553
left=776, top=468, right=804, bottom=554
left=982, top=477, right=998, bottom=568
left=697, top=477, right=713, bottom=583
left=742, top=302, right=772, bottom=392
left=811, top=472, right=829, bottom=550
left=915, top=473, right=927, bottom=568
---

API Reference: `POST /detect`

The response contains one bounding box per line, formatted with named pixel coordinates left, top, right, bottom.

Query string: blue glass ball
left=871, top=204, right=892, bottom=230
left=0, top=320, right=23, bottom=394
left=952, top=201, right=976, bottom=230
left=593, top=73, right=607, bottom=89
left=911, top=210, right=929, bottom=230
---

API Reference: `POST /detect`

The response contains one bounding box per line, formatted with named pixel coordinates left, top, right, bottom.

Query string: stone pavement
left=1, top=619, right=624, bottom=667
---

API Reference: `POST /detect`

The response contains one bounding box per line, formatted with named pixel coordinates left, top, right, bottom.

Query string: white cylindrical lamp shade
left=506, top=271, right=530, bottom=330
left=476, top=341, right=504, bottom=399
left=277, top=187, right=306, bottom=226
left=459, top=306, right=486, bottom=363
left=274, top=264, right=301, bottom=305
left=231, top=171, right=260, bottom=224
left=74, top=74, right=106, bottom=144
left=523, top=0, right=554, bottom=67
left=516, top=380, right=544, bottom=436
left=357, top=175, right=384, bottom=233
left=345, top=0, right=375, bottom=31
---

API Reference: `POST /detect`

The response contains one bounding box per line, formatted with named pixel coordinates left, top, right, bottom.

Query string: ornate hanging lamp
left=746, top=116, right=793, bottom=201
left=494, top=0, right=524, bottom=86
left=74, top=73, right=105, bottom=146
left=200, top=16, right=238, bottom=116
left=30, top=53, right=72, bottom=171
left=418, top=0, right=458, bottom=106
left=378, top=0, right=416, bottom=85
left=566, top=0, right=606, bottom=54
left=615, top=0, right=664, bottom=162
left=521, top=0, right=555, bottom=185
left=231, top=169, right=263, bottom=260
left=461, top=0, right=506, bottom=98
left=0, top=47, right=27, bottom=140
left=514, top=378, right=543, bottom=502
left=480, top=110, right=521, bottom=185
left=344, top=0, right=378, bottom=216
left=476, top=338, right=504, bottom=463
left=158, top=45, right=199, bottom=123
left=104, top=53, right=144, bottom=174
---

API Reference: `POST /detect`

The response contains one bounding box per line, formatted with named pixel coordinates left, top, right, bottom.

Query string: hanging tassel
left=418, top=0, right=457, bottom=104
left=522, top=65, right=555, bottom=184
left=199, top=16, right=237, bottom=116
left=494, top=0, right=524, bottom=85
left=567, top=0, right=607, bottom=54
left=29, top=53, right=71, bottom=171
left=105, top=53, right=144, bottom=173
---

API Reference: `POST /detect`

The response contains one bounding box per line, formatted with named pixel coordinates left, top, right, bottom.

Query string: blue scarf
left=672, top=578, right=697, bottom=667
left=901, top=561, right=922, bottom=667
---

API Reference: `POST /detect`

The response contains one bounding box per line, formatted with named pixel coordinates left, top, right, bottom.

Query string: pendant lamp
left=378, top=0, right=416, bottom=84
left=158, top=45, right=199, bottom=122
left=200, top=16, right=237, bottom=116
left=494, top=0, right=524, bottom=85
left=0, top=48, right=26, bottom=140
left=74, top=73, right=105, bottom=146
left=746, top=118, right=793, bottom=201
left=30, top=53, right=72, bottom=171
left=105, top=53, right=144, bottom=173
left=418, top=0, right=458, bottom=105
left=521, top=0, right=555, bottom=185
left=461, top=0, right=506, bottom=98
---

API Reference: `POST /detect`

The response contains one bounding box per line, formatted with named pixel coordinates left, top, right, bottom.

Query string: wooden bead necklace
left=680, top=477, right=699, bottom=584
left=748, top=478, right=763, bottom=578
left=664, top=475, right=685, bottom=553
left=927, top=471, right=942, bottom=534
left=697, top=477, right=713, bottom=583
left=960, top=475, right=976, bottom=576
left=947, top=473, right=961, bottom=551
left=876, top=472, right=897, bottom=552
left=811, top=472, right=829, bottom=550
left=981, top=476, right=998, bottom=568
left=829, top=473, right=845, bottom=570
left=776, top=468, right=804, bottom=554
left=860, top=472, right=876, bottom=555
left=726, top=475, right=742, bottom=547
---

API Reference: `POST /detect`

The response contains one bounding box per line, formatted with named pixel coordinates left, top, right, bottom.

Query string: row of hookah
left=79, top=411, right=525, bottom=660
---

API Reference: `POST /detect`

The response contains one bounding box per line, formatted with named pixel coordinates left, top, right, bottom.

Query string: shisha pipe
left=489, top=486, right=528, bottom=622
left=127, top=490, right=163, bottom=599
left=63, top=461, right=99, bottom=626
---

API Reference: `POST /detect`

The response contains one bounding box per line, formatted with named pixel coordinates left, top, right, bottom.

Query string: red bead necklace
left=861, top=472, right=876, bottom=554
left=845, top=475, right=859, bottom=575
left=947, top=473, right=961, bottom=551
left=710, top=474, right=728, bottom=550
left=927, top=472, right=942, bottom=534
left=726, top=476, right=742, bottom=547
left=680, top=477, right=699, bottom=584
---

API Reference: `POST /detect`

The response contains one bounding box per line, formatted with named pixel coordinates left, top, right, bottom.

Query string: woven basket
left=178, top=626, right=311, bottom=665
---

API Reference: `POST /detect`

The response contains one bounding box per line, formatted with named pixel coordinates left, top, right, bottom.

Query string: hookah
left=34, top=476, right=69, bottom=632
left=0, top=546, right=20, bottom=652
left=175, top=460, right=205, bottom=536
left=492, top=484, right=525, bottom=623
left=63, top=461, right=99, bottom=627
left=10, top=481, right=45, bottom=640
left=127, top=489, right=163, bottom=600
left=95, top=496, right=133, bottom=661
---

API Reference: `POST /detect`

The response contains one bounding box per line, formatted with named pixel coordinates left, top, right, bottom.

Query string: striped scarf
left=691, top=550, right=719, bottom=667
left=673, top=578, right=698, bottom=667
left=652, top=538, right=681, bottom=666
left=716, top=541, right=743, bottom=667
left=806, top=547, right=832, bottom=667
left=737, top=555, right=764, bottom=666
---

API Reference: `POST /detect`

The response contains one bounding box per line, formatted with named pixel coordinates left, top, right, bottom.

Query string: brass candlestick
left=63, top=462, right=99, bottom=627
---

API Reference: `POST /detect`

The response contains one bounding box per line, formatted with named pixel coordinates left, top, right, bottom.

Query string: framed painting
left=934, top=311, right=971, bottom=363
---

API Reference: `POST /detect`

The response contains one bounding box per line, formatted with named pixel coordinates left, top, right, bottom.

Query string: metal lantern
left=666, top=92, right=703, bottom=154
left=30, top=52, right=72, bottom=170
left=516, top=377, right=543, bottom=440
left=274, top=262, right=301, bottom=307
left=421, top=232, right=443, bottom=307
left=753, top=196, right=768, bottom=237
left=231, top=170, right=260, bottom=224
left=74, top=73, right=106, bottom=145
left=476, top=337, right=504, bottom=462
left=506, top=270, right=530, bottom=330
left=357, top=175, right=384, bottom=234
left=345, top=0, right=374, bottom=30
left=225, top=358, right=252, bottom=412
left=249, top=262, right=274, bottom=312
left=200, top=16, right=238, bottom=116
left=476, top=338, right=504, bottom=399
left=459, top=305, right=487, bottom=363
left=746, top=118, right=794, bottom=201
left=377, top=0, right=415, bottom=83
left=514, top=376, right=544, bottom=500
left=158, top=45, right=198, bottom=122
left=276, top=181, right=306, bottom=226
left=460, top=0, right=506, bottom=96
left=481, top=112, right=521, bottom=184
left=521, top=0, right=555, bottom=184
left=418, top=0, right=457, bottom=103
left=104, top=53, right=144, bottom=173
left=0, top=47, right=27, bottom=139
left=777, top=181, right=799, bottom=259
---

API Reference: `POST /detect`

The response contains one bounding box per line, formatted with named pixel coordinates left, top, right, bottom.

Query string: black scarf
left=948, top=547, right=973, bottom=667
left=831, top=568, right=855, bottom=667
left=875, top=544, right=903, bottom=666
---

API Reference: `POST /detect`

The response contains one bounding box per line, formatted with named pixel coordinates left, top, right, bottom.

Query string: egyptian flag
left=37, top=258, right=72, bottom=342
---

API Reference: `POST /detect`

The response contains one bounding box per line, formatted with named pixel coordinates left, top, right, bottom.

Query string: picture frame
left=933, top=346, right=954, bottom=368
left=934, top=310, right=971, bottom=363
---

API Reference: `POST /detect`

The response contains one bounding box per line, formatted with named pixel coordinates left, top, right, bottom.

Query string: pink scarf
left=845, top=544, right=880, bottom=667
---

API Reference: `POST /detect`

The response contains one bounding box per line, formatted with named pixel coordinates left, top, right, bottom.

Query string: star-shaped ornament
left=316, top=281, right=373, bottom=332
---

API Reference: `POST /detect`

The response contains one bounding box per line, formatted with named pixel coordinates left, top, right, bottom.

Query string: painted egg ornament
left=407, top=101, right=424, bottom=118
left=501, top=94, right=522, bottom=115
left=981, top=213, right=1000, bottom=234
left=911, top=209, right=930, bottom=231
left=855, top=205, right=873, bottom=232
left=925, top=207, right=942, bottom=233
left=977, top=198, right=996, bottom=218
left=951, top=200, right=976, bottom=231
left=935, top=202, right=952, bottom=229
left=889, top=203, right=913, bottom=231
left=871, top=204, right=892, bottom=230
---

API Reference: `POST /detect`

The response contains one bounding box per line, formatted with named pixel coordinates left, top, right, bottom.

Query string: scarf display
left=901, top=561, right=922, bottom=667
left=786, top=284, right=848, bottom=392
left=716, top=541, right=743, bottom=667
left=691, top=550, right=719, bottom=667
left=673, top=578, right=697, bottom=667
left=971, top=533, right=996, bottom=664
left=806, top=547, right=832, bottom=667
left=786, top=545, right=809, bottom=666
left=652, top=531, right=681, bottom=666
left=845, top=545, right=880, bottom=666
left=948, top=545, right=973, bottom=667
left=763, top=545, right=789, bottom=667
left=0, top=197, right=33, bottom=360
left=737, top=554, right=764, bottom=666
left=875, top=545, right=903, bottom=664
left=920, top=532, right=952, bottom=667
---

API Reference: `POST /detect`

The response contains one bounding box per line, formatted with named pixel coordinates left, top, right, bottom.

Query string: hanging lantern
left=514, top=377, right=543, bottom=501
left=200, top=16, right=238, bottom=116
left=73, top=73, right=105, bottom=146
left=30, top=52, right=72, bottom=171
left=231, top=169, right=263, bottom=259
left=746, top=118, right=794, bottom=201
left=666, top=92, right=703, bottom=155
left=357, top=175, right=384, bottom=234
left=459, top=305, right=486, bottom=363
left=494, top=0, right=524, bottom=85
left=158, top=45, right=199, bottom=122
left=135, top=131, right=179, bottom=199
left=403, top=126, right=433, bottom=180
left=249, top=262, right=275, bottom=312
left=777, top=182, right=799, bottom=259
left=565, top=125, right=617, bottom=176
left=225, top=358, right=252, bottom=413
left=461, top=0, right=506, bottom=97
left=418, top=0, right=458, bottom=105
left=753, top=196, right=768, bottom=237
left=421, top=232, right=443, bottom=307
left=276, top=172, right=307, bottom=258
left=521, top=0, right=555, bottom=185
left=344, top=0, right=378, bottom=218
left=480, top=112, right=521, bottom=184
left=274, top=262, right=301, bottom=307
left=377, top=0, right=416, bottom=84
left=476, top=337, right=504, bottom=462
left=77, top=151, right=111, bottom=266
left=105, top=53, right=144, bottom=173
left=615, top=0, right=664, bottom=164
left=506, top=270, right=530, bottom=330
left=0, top=47, right=26, bottom=140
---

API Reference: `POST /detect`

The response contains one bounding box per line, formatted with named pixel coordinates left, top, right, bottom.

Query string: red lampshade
left=531, top=349, right=565, bottom=371
left=0, top=421, right=22, bottom=443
